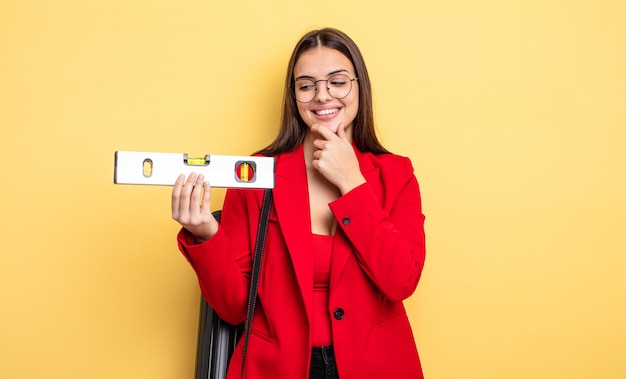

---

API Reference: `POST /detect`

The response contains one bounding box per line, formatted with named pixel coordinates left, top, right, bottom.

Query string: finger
left=312, top=124, right=335, bottom=141
left=313, top=138, right=327, bottom=150
left=310, top=123, right=321, bottom=134
left=201, top=181, right=212, bottom=214
left=336, top=122, right=347, bottom=140
left=311, top=159, right=320, bottom=171
left=179, top=172, right=197, bottom=219
left=171, top=174, right=185, bottom=219
left=190, top=174, right=207, bottom=216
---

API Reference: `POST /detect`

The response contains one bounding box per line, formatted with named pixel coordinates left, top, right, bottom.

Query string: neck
left=303, top=133, right=316, bottom=169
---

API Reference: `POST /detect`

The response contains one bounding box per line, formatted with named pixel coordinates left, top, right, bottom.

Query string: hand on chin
left=305, top=111, right=342, bottom=135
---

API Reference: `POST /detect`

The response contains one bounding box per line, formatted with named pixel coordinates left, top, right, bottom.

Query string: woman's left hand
left=311, top=123, right=366, bottom=194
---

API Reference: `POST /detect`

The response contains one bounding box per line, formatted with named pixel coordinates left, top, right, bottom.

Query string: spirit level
left=114, top=151, right=275, bottom=189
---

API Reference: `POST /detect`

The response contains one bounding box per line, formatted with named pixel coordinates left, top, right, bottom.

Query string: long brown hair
left=256, top=28, right=390, bottom=156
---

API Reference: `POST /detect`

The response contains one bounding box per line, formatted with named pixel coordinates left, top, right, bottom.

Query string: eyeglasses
left=291, top=73, right=358, bottom=103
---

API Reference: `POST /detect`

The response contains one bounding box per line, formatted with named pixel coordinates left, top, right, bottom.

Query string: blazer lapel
left=272, top=145, right=314, bottom=319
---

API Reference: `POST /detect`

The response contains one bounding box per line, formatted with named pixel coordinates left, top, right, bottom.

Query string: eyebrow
left=294, top=69, right=350, bottom=81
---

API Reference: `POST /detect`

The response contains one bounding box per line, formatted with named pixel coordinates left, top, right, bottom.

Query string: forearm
left=330, top=179, right=426, bottom=302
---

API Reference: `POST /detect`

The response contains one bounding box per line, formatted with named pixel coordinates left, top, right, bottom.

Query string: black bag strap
left=240, top=188, right=273, bottom=378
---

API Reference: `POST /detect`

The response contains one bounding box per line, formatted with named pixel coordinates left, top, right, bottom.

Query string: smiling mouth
left=314, top=108, right=340, bottom=116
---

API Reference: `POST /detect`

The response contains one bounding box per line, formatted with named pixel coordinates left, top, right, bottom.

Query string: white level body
left=114, top=151, right=275, bottom=188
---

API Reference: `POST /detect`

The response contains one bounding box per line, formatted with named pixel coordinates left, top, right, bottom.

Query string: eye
left=296, top=80, right=315, bottom=91
left=329, top=75, right=349, bottom=87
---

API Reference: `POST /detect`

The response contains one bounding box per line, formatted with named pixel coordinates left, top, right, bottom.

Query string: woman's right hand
left=171, top=173, right=218, bottom=244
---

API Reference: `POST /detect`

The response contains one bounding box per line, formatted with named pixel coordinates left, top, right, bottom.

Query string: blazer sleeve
left=329, top=156, right=426, bottom=302
left=176, top=188, right=257, bottom=325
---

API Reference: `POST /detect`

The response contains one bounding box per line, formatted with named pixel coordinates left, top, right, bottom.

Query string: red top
left=312, top=234, right=333, bottom=346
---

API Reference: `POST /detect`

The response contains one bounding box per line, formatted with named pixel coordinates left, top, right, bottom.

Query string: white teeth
left=315, top=108, right=339, bottom=116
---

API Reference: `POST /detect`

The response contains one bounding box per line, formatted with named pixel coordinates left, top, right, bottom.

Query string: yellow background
left=1, top=1, right=625, bottom=378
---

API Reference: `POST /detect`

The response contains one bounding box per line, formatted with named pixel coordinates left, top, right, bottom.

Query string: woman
left=172, top=27, right=426, bottom=379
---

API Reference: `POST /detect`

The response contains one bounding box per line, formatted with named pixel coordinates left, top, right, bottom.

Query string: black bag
left=194, top=210, right=243, bottom=379
left=195, top=189, right=273, bottom=379
left=194, top=288, right=243, bottom=379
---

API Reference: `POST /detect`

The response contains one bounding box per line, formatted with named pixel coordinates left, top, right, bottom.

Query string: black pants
left=309, top=346, right=339, bottom=379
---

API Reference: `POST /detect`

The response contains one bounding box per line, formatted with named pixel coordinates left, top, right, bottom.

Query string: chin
left=326, top=124, right=340, bottom=134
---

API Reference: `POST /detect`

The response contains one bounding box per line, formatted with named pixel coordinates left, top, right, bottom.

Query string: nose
left=314, top=80, right=333, bottom=101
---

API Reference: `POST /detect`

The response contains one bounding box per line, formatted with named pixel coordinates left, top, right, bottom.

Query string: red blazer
left=179, top=144, right=426, bottom=379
